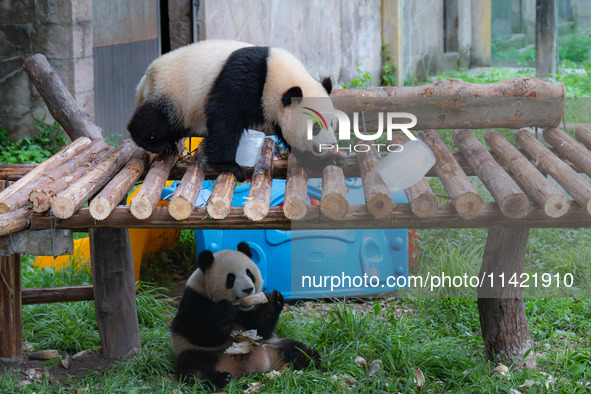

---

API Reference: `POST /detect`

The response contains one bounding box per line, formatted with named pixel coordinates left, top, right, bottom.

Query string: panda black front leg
left=292, top=148, right=348, bottom=173
left=237, top=290, right=284, bottom=339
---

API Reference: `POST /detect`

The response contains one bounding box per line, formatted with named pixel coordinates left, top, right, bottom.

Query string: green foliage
left=559, top=31, right=591, bottom=63
left=0, top=116, right=68, bottom=163
left=380, top=44, right=398, bottom=86
left=341, top=62, right=373, bottom=89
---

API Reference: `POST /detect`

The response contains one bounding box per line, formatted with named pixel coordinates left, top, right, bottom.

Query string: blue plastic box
left=194, top=178, right=409, bottom=299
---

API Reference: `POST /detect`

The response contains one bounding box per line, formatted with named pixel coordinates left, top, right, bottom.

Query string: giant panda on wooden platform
left=170, top=242, right=320, bottom=388
left=128, top=39, right=345, bottom=182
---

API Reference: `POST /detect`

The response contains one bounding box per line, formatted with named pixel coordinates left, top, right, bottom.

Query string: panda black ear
left=237, top=242, right=252, bottom=258
left=197, top=250, right=214, bottom=271
left=281, top=86, right=303, bottom=107
left=322, top=77, right=332, bottom=94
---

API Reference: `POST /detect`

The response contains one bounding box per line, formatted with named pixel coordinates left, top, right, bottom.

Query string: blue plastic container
left=194, top=178, right=409, bottom=299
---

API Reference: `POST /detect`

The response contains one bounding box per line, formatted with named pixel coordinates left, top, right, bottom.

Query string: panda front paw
left=325, top=152, right=347, bottom=168
left=208, top=160, right=247, bottom=182
left=265, top=290, right=285, bottom=312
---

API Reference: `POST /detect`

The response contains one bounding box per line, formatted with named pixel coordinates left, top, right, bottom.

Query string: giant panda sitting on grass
left=127, top=39, right=345, bottom=182
left=170, top=242, right=320, bottom=388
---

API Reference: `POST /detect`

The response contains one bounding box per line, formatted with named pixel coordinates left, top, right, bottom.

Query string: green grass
left=3, top=233, right=591, bottom=392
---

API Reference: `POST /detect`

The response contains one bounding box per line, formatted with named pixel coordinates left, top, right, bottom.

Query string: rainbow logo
left=303, top=107, right=328, bottom=131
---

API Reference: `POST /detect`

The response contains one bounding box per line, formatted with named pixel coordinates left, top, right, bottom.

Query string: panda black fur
left=170, top=242, right=320, bottom=388
left=127, top=39, right=345, bottom=182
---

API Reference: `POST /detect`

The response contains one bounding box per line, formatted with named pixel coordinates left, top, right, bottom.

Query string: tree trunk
left=89, top=228, right=141, bottom=358
left=477, top=228, right=536, bottom=369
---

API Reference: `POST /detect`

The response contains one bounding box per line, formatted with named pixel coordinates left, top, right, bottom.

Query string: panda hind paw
left=208, top=161, right=246, bottom=182
left=211, top=371, right=232, bottom=388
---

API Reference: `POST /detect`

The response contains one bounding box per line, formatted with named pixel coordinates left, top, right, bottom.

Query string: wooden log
left=388, top=132, right=438, bottom=217
left=21, top=285, right=94, bottom=304
left=283, top=155, right=309, bottom=220
left=51, top=140, right=137, bottom=219
left=331, top=78, right=565, bottom=130
left=543, top=127, right=591, bottom=177
left=485, top=130, right=568, bottom=218
left=575, top=124, right=591, bottom=150
left=515, top=128, right=591, bottom=214
left=29, top=140, right=113, bottom=213
left=477, top=228, right=536, bottom=369
left=23, top=54, right=102, bottom=139
left=169, top=144, right=207, bottom=220
left=453, top=129, right=528, bottom=219
left=244, top=138, right=276, bottom=221
left=130, top=147, right=180, bottom=220
left=207, top=172, right=238, bottom=219
left=29, top=201, right=591, bottom=231
left=320, top=152, right=349, bottom=220
left=0, top=164, right=36, bottom=182
left=0, top=208, right=29, bottom=237
left=419, top=130, right=483, bottom=219
left=0, top=253, right=22, bottom=360
left=90, top=149, right=154, bottom=220
left=89, top=228, right=141, bottom=358
left=0, top=137, right=92, bottom=214
left=355, top=137, right=394, bottom=219
left=0, top=180, right=22, bottom=361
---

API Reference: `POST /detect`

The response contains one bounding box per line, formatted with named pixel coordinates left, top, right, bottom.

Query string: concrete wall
left=200, top=0, right=382, bottom=85
left=0, top=0, right=94, bottom=140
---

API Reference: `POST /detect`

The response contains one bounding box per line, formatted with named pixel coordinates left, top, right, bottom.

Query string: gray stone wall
left=0, top=0, right=94, bottom=140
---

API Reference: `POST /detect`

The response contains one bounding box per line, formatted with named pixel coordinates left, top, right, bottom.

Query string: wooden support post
left=169, top=144, right=207, bottom=220
left=515, top=129, right=591, bottom=214
left=453, top=129, right=529, bottom=219
left=244, top=138, right=276, bottom=221
left=0, top=181, right=22, bottom=361
left=89, top=228, right=141, bottom=358
left=388, top=132, right=438, bottom=217
left=0, top=254, right=22, bottom=361
left=575, top=124, right=591, bottom=150
left=419, top=130, right=484, bottom=218
left=536, top=0, right=558, bottom=78
left=477, top=228, right=536, bottom=369
left=355, top=137, right=395, bottom=219
left=283, top=155, right=308, bottom=220
left=485, top=130, right=568, bottom=218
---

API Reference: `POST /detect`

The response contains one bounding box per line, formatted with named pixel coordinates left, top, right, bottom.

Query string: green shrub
left=0, top=116, right=68, bottom=163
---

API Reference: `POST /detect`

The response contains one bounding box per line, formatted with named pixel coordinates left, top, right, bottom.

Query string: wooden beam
left=453, top=129, right=528, bottom=219
left=21, top=285, right=94, bottom=304
left=244, top=138, right=276, bottom=221
left=331, top=78, right=564, bottom=130
left=169, top=144, right=207, bottom=220
left=419, top=130, right=483, bottom=219
left=28, top=202, right=591, bottom=230
left=283, top=155, right=309, bottom=220
left=22, top=54, right=103, bottom=139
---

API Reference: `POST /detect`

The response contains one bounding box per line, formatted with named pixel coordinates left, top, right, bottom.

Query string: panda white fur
left=170, top=242, right=320, bottom=388
left=127, top=39, right=345, bottom=182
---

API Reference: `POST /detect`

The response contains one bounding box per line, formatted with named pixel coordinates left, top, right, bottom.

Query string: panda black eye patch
left=312, top=122, right=321, bottom=136
left=246, top=269, right=256, bottom=283
left=226, top=273, right=236, bottom=289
